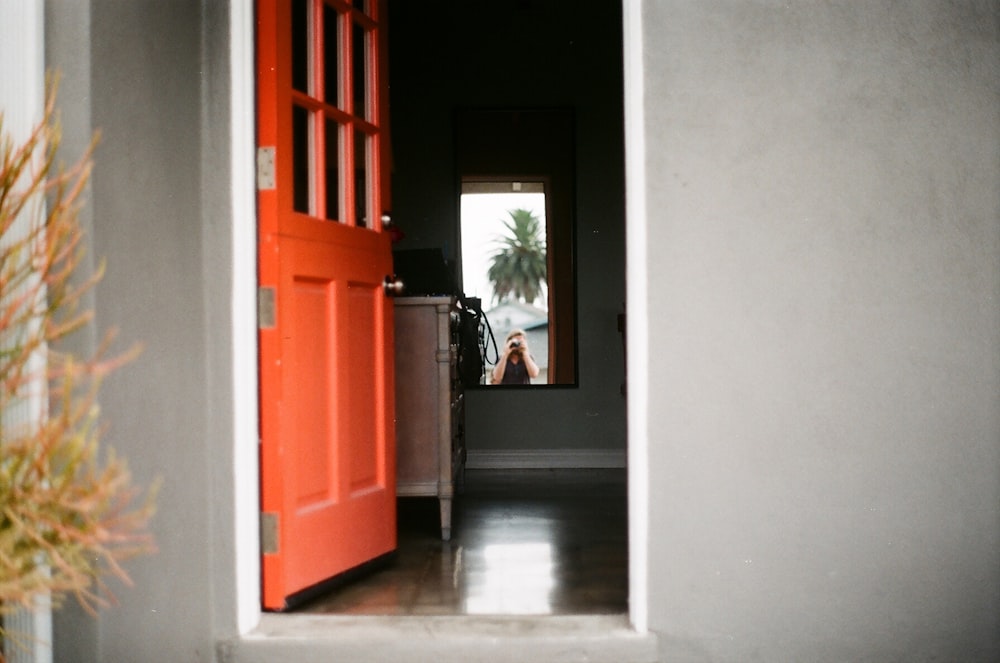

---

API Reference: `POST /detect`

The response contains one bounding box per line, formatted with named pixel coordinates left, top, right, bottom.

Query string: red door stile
left=257, top=0, right=284, bottom=611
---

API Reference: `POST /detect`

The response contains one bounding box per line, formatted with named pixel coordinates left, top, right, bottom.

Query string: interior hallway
left=297, top=469, right=628, bottom=616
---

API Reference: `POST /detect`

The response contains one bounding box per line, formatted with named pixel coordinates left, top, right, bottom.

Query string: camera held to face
left=510, top=339, right=522, bottom=350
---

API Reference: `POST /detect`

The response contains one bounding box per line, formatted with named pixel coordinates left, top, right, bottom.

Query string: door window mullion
left=289, top=0, right=382, bottom=230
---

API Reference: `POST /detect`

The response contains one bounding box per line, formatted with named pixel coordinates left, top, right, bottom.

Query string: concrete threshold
left=225, top=613, right=659, bottom=663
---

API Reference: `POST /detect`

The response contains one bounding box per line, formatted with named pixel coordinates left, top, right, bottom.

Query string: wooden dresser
left=394, top=296, right=465, bottom=540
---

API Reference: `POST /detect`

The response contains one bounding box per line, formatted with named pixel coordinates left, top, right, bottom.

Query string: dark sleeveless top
left=501, top=356, right=531, bottom=384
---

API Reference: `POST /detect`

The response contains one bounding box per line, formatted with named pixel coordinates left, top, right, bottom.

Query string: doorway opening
left=230, top=1, right=652, bottom=654
left=250, top=0, right=638, bottom=630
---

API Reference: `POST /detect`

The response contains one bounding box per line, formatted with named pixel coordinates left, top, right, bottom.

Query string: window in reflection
left=460, top=184, right=551, bottom=384
left=463, top=542, right=555, bottom=615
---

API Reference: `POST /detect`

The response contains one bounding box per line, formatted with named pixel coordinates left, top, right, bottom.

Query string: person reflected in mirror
left=491, top=329, right=540, bottom=385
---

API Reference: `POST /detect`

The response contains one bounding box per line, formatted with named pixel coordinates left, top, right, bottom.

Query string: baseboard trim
left=465, top=449, right=626, bottom=470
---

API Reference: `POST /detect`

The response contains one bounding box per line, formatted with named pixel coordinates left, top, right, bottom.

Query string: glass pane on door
left=325, top=118, right=341, bottom=221
left=293, top=105, right=312, bottom=214
left=323, top=3, right=339, bottom=104
left=353, top=21, right=368, bottom=120
left=292, top=0, right=310, bottom=93
left=354, top=129, right=368, bottom=227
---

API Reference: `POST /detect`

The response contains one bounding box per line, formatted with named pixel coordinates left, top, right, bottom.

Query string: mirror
left=456, top=110, right=576, bottom=386
left=461, top=182, right=550, bottom=383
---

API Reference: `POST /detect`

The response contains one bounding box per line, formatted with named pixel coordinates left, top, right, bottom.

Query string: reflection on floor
left=298, top=468, right=628, bottom=616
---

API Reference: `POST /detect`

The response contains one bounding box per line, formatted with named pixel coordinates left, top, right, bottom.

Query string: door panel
left=345, top=283, right=381, bottom=490
left=275, top=233, right=395, bottom=599
left=258, top=0, right=394, bottom=611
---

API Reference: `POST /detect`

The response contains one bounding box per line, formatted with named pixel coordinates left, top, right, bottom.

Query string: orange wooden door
left=257, top=0, right=395, bottom=611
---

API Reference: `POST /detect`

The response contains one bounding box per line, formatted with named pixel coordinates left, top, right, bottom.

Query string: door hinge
left=260, top=512, right=279, bottom=555
left=257, top=146, right=276, bottom=190
left=258, top=286, right=276, bottom=329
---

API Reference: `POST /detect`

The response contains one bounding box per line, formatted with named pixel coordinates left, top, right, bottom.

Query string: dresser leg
left=439, top=496, right=453, bottom=541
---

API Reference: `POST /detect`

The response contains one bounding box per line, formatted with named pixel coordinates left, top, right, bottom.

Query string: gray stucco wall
left=47, top=1, right=238, bottom=660
left=641, top=1, right=1000, bottom=660
left=44, top=3, right=98, bottom=657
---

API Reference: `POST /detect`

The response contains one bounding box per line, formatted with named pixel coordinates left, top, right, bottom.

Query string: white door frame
left=224, top=0, right=653, bottom=656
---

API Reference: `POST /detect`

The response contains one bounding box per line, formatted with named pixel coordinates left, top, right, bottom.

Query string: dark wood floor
left=297, top=468, right=628, bottom=616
